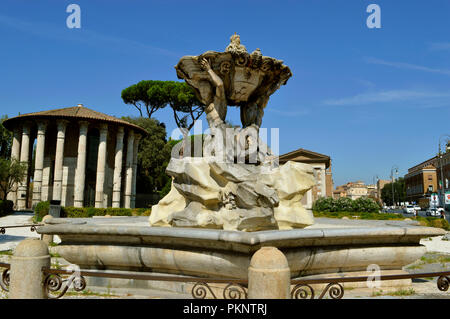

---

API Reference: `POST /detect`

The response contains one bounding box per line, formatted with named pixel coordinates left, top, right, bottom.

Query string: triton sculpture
left=150, top=34, right=316, bottom=231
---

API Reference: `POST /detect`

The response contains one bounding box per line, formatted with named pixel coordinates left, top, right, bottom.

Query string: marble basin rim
left=37, top=217, right=446, bottom=279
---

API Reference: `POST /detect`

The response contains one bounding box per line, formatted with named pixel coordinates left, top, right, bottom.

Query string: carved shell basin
left=175, top=50, right=292, bottom=106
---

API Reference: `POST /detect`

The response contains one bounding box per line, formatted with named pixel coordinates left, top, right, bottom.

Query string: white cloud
left=365, top=57, right=450, bottom=76
left=0, top=13, right=178, bottom=57
left=429, top=42, right=450, bottom=51
left=266, top=108, right=309, bottom=117
left=323, top=89, right=450, bottom=107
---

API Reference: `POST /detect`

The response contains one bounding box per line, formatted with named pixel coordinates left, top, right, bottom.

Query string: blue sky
left=1, top=0, right=450, bottom=187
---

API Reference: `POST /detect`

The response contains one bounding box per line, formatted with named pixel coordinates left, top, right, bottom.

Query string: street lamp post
left=390, top=166, right=399, bottom=207
left=373, top=174, right=379, bottom=199
left=438, top=134, right=450, bottom=208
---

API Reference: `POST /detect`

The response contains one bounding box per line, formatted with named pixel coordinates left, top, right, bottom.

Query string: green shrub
left=417, top=217, right=450, bottom=231
left=0, top=200, right=14, bottom=217
left=62, top=206, right=151, bottom=218
left=313, top=196, right=381, bottom=213
left=34, top=201, right=50, bottom=222
left=352, top=197, right=381, bottom=213
left=335, top=197, right=354, bottom=212
left=159, top=179, right=172, bottom=199
left=312, top=197, right=336, bottom=212
left=131, top=208, right=152, bottom=216
left=33, top=202, right=151, bottom=219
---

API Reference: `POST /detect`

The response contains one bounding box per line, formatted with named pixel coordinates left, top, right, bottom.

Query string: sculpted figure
left=175, top=34, right=292, bottom=131
left=225, top=33, right=247, bottom=54
left=200, top=58, right=227, bottom=128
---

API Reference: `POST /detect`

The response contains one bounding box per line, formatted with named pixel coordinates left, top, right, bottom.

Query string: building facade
left=376, top=179, right=391, bottom=201
left=279, top=148, right=333, bottom=209
left=404, top=141, right=450, bottom=206
left=333, top=181, right=369, bottom=200
left=4, top=105, right=147, bottom=210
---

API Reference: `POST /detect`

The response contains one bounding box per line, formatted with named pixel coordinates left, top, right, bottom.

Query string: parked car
left=403, top=205, right=416, bottom=214
left=426, top=208, right=440, bottom=217
left=413, top=205, right=421, bottom=212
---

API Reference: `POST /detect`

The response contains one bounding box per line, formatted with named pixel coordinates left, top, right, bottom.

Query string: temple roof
left=3, top=105, right=147, bottom=135
left=279, top=148, right=331, bottom=168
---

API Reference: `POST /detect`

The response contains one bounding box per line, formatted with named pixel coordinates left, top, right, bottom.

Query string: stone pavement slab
left=0, top=211, right=40, bottom=251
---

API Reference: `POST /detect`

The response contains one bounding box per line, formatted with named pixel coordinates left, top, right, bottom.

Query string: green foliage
left=0, top=115, right=12, bottom=159
left=0, top=200, right=13, bottom=217
left=159, top=179, right=172, bottom=198
left=62, top=207, right=151, bottom=218
left=416, top=216, right=450, bottom=230
left=313, top=210, right=404, bottom=220
left=381, top=178, right=406, bottom=206
left=313, top=196, right=381, bottom=213
left=352, top=197, right=381, bottom=213
left=34, top=201, right=50, bottom=222
left=312, top=197, right=336, bottom=212
left=33, top=201, right=151, bottom=220
left=122, top=80, right=204, bottom=133
left=122, top=117, right=173, bottom=195
left=121, top=80, right=169, bottom=118
left=0, top=158, right=28, bottom=200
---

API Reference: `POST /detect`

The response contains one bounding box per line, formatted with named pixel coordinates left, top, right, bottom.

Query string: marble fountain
left=37, top=35, right=445, bottom=292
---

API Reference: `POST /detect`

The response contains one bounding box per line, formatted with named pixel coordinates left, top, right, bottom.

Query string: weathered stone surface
left=248, top=247, right=290, bottom=299
left=170, top=202, right=221, bottom=229
left=10, top=238, right=50, bottom=299
left=150, top=35, right=312, bottom=232
left=219, top=207, right=276, bottom=232
left=150, top=157, right=315, bottom=231
left=148, top=182, right=186, bottom=227
left=175, top=34, right=292, bottom=129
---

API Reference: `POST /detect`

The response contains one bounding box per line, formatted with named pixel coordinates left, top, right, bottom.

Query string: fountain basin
left=37, top=217, right=445, bottom=279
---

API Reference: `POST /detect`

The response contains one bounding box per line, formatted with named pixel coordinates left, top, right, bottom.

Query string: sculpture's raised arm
left=200, top=58, right=225, bottom=100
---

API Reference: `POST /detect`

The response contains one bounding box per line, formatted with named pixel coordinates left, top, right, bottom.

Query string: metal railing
left=0, top=262, right=10, bottom=292
left=0, top=261, right=448, bottom=299
left=0, top=224, right=44, bottom=235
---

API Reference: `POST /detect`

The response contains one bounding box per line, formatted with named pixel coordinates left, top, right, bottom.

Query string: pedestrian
left=441, top=210, right=446, bottom=220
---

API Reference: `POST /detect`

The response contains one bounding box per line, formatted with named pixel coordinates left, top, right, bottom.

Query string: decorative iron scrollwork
left=0, top=269, right=9, bottom=292
left=291, top=284, right=315, bottom=299
left=223, top=283, right=247, bottom=299
left=324, top=283, right=345, bottom=299
left=191, top=282, right=217, bottom=299
left=291, top=282, right=344, bottom=299
left=0, top=228, right=5, bottom=235
left=437, top=276, right=449, bottom=292
left=44, top=273, right=86, bottom=299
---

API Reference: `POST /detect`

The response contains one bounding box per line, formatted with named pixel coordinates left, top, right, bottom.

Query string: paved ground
left=0, top=211, right=40, bottom=251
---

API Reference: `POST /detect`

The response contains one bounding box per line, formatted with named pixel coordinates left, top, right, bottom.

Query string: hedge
left=313, top=196, right=381, bottom=213
left=0, top=200, right=14, bottom=217
left=33, top=201, right=151, bottom=222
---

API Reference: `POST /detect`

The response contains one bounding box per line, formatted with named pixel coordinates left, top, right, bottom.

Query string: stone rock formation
left=149, top=157, right=316, bottom=231
left=150, top=35, right=317, bottom=231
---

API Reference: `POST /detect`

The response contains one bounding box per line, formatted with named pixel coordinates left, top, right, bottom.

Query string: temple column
left=73, top=121, right=89, bottom=207
left=124, top=130, right=135, bottom=209
left=131, top=134, right=141, bottom=209
left=32, top=121, right=47, bottom=207
left=320, top=167, right=326, bottom=197
left=17, top=123, right=30, bottom=210
left=112, top=127, right=125, bottom=208
left=95, top=124, right=108, bottom=208
left=7, top=127, right=22, bottom=207
left=52, top=120, right=68, bottom=203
